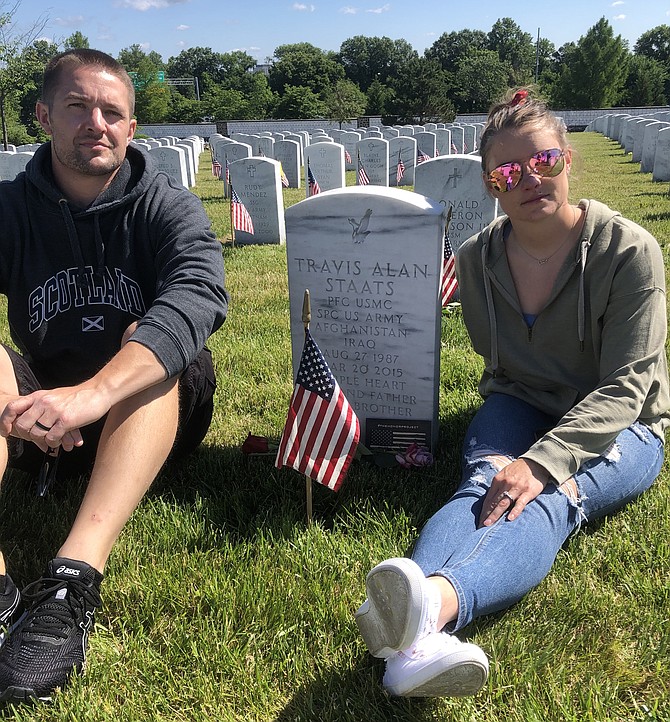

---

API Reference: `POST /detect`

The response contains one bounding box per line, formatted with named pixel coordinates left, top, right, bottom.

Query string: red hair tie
left=510, top=90, right=528, bottom=107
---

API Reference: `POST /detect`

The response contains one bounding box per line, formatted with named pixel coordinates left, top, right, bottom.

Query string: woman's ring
left=495, top=491, right=515, bottom=505
left=34, top=421, right=52, bottom=432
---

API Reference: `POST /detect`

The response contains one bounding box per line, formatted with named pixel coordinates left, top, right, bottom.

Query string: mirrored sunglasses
left=486, top=148, right=566, bottom=193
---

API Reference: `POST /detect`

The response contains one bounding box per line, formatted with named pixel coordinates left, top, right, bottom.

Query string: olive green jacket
left=456, top=199, right=670, bottom=484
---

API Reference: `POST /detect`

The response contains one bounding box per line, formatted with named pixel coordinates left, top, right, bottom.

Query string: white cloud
left=115, top=0, right=188, bottom=10
left=340, top=5, right=357, bottom=12
left=613, top=13, right=626, bottom=20
left=176, top=24, right=189, bottom=30
left=292, top=3, right=315, bottom=10
left=366, top=3, right=390, bottom=13
left=611, top=0, right=624, bottom=5
left=54, top=16, right=85, bottom=27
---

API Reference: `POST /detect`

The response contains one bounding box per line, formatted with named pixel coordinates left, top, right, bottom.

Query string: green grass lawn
left=0, top=132, right=668, bottom=721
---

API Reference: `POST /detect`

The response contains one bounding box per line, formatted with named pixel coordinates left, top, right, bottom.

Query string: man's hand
left=0, top=384, right=111, bottom=452
left=479, top=458, right=551, bottom=528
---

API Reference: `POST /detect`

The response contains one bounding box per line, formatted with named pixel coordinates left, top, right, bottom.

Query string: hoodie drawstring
left=577, top=239, right=590, bottom=352
left=58, top=199, right=106, bottom=287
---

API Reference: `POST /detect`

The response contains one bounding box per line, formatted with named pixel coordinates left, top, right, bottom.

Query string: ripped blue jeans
left=411, top=393, right=664, bottom=632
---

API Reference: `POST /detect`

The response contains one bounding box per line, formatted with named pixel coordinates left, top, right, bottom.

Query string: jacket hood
left=24, top=142, right=154, bottom=286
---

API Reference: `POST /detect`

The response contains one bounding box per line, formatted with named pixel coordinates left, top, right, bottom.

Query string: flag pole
left=302, top=288, right=313, bottom=525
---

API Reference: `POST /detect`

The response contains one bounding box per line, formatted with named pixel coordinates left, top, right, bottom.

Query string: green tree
left=63, top=31, right=89, bottom=50
left=620, top=55, right=667, bottom=106
left=118, top=44, right=164, bottom=71
left=0, top=2, right=49, bottom=149
left=390, top=57, right=454, bottom=123
left=17, top=38, right=59, bottom=139
left=452, top=48, right=511, bottom=113
left=325, top=79, right=366, bottom=127
left=166, top=46, right=225, bottom=85
left=272, top=84, right=327, bottom=119
left=365, top=78, right=395, bottom=116
left=551, top=18, right=629, bottom=109
left=487, top=17, right=536, bottom=85
left=167, top=89, right=202, bottom=123
left=425, top=29, right=487, bottom=72
left=634, top=25, right=670, bottom=98
left=268, top=43, right=344, bottom=95
left=338, top=35, right=417, bottom=91
left=133, top=56, right=169, bottom=123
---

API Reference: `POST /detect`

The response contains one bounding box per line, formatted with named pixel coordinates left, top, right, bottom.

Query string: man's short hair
left=40, top=49, right=136, bottom=116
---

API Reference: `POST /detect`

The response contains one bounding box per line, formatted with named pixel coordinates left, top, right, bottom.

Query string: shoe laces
left=20, top=577, right=101, bottom=640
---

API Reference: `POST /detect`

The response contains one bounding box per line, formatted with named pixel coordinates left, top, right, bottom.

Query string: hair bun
left=510, top=90, right=529, bottom=107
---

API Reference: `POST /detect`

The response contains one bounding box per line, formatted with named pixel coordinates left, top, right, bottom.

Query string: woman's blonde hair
left=478, top=88, right=568, bottom=171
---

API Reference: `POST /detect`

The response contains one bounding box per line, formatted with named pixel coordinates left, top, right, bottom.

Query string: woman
left=355, top=89, right=670, bottom=698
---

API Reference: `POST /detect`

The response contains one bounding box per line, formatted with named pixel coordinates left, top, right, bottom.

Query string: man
left=0, top=49, right=227, bottom=702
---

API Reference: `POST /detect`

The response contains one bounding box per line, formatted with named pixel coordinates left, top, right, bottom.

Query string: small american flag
left=357, top=151, right=370, bottom=186
left=308, top=162, right=321, bottom=196
left=231, top=186, right=254, bottom=235
left=280, top=162, right=290, bottom=187
left=417, top=149, right=431, bottom=164
left=275, top=328, right=360, bottom=491
left=344, top=149, right=352, bottom=164
left=212, top=160, right=222, bottom=178
left=396, top=151, right=405, bottom=185
left=451, top=142, right=458, bottom=154
left=441, top=209, right=458, bottom=306
left=225, top=159, right=230, bottom=184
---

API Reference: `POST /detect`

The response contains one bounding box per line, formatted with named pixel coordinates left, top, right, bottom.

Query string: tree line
left=4, top=11, right=670, bottom=145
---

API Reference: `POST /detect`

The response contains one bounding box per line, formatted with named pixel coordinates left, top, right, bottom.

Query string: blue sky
left=15, top=0, right=670, bottom=64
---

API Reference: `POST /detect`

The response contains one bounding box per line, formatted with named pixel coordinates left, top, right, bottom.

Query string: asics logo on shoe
left=56, top=566, right=80, bottom=576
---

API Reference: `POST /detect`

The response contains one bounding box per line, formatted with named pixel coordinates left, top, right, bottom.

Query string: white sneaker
left=355, top=558, right=441, bottom=659
left=383, top=632, right=489, bottom=697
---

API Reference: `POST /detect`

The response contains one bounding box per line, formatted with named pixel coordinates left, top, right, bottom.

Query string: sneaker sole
left=0, top=685, right=51, bottom=703
left=355, top=558, right=426, bottom=658
left=384, top=646, right=489, bottom=698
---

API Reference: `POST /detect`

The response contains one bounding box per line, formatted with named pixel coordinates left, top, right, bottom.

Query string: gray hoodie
left=0, top=142, right=228, bottom=388
left=456, top=199, right=670, bottom=484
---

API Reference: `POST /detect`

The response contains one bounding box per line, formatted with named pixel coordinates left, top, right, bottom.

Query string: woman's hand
left=479, top=458, right=552, bottom=527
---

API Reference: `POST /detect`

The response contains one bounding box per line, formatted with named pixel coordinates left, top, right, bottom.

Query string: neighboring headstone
left=341, top=131, right=362, bottom=171
left=148, top=146, right=189, bottom=187
left=175, top=142, right=196, bottom=187
left=632, top=119, right=659, bottom=164
left=258, top=135, right=275, bottom=159
left=652, top=127, right=670, bottom=181
left=449, top=126, right=465, bottom=154
left=414, top=155, right=498, bottom=253
left=357, top=138, right=390, bottom=187
left=435, top=128, right=453, bottom=156
left=285, top=185, right=445, bottom=453
left=228, top=157, right=286, bottom=246
left=415, top=131, right=437, bottom=160
left=274, top=139, right=301, bottom=188
left=219, top=141, right=252, bottom=196
left=461, top=125, right=476, bottom=153
left=304, top=142, right=345, bottom=196
left=382, top=127, right=400, bottom=140
left=388, top=136, right=417, bottom=187
left=642, top=121, right=670, bottom=174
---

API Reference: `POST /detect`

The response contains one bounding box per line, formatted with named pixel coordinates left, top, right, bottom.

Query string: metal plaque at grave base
left=366, top=419, right=432, bottom=453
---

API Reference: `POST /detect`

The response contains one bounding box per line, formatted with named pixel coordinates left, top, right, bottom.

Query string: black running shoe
left=0, top=557, right=103, bottom=703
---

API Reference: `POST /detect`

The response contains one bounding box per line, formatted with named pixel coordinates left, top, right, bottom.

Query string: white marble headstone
left=357, top=138, right=389, bottom=187
left=414, top=155, right=498, bottom=253
left=285, top=186, right=445, bottom=452
left=304, top=142, right=345, bottom=197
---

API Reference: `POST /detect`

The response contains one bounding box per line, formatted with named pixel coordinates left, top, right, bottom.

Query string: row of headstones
left=130, top=135, right=205, bottom=189
left=587, top=112, right=670, bottom=180
left=222, top=142, right=498, bottom=252
left=210, top=123, right=485, bottom=195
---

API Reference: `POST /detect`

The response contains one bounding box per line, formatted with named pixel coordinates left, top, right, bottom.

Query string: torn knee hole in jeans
left=465, top=441, right=515, bottom=486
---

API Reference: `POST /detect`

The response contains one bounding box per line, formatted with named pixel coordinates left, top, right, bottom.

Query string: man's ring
left=34, top=421, right=52, bottom=432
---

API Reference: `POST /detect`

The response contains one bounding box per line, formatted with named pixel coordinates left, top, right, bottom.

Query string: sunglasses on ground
left=486, top=148, right=566, bottom=193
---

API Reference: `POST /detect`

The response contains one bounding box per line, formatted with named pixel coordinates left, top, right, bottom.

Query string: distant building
left=252, top=64, right=272, bottom=77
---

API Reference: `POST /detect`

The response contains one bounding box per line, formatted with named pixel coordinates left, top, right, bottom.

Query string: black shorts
left=4, top=345, right=216, bottom=479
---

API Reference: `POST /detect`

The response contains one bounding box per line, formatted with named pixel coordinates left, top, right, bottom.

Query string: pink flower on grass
left=395, top=442, right=433, bottom=469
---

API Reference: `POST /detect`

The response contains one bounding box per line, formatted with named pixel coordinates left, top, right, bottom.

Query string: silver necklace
left=513, top=207, right=579, bottom=265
